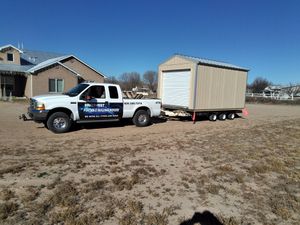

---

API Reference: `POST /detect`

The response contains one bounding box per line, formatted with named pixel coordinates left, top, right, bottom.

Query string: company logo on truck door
left=78, top=103, right=123, bottom=120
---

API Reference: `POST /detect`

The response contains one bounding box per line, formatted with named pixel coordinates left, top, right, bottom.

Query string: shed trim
left=192, top=63, right=198, bottom=110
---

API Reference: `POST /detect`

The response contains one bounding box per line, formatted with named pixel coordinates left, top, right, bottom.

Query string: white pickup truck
left=23, top=82, right=161, bottom=133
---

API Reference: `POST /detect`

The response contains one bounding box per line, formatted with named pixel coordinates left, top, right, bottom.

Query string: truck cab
left=27, top=82, right=161, bottom=133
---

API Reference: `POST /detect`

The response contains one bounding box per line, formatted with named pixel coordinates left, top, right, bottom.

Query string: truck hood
left=32, top=94, right=72, bottom=102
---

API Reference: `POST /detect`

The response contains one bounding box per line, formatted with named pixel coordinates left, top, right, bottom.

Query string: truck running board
left=76, top=119, right=120, bottom=124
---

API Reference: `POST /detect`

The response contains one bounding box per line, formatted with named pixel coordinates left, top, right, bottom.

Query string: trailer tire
left=209, top=114, right=217, bottom=121
left=227, top=113, right=235, bottom=120
left=133, top=110, right=150, bottom=127
left=218, top=113, right=226, bottom=120
left=47, top=112, right=71, bottom=133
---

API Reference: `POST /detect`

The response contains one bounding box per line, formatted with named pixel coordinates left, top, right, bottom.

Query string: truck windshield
left=63, top=84, right=89, bottom=96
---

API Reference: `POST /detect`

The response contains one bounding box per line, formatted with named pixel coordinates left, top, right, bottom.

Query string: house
left=0, top=44, right=105, bottom=98
left=263, top=85, right=300, bottom=100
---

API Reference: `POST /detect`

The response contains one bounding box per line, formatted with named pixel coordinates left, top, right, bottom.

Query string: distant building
left=0, top=44, right=105, bottom=98
left=263, top=85, right=300, bottom=99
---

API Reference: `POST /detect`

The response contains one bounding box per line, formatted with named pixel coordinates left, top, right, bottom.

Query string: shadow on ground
left=180, top=211, right=223, bottom=225
left=69, top=116, right=168, bottom=132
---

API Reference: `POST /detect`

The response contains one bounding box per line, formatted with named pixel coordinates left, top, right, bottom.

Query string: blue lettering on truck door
left=78, top=102, right=123, bottom=120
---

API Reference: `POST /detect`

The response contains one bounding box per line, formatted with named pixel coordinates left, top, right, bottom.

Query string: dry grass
left=0, top=202, right=18, bottom=220
left=0, top=164, right=25, bottom=178
left=0, top=102, right=300, bottom=224
left=0, top=189, right=15, bottom=201
left=48, top=181, right=79, bottom=207
left=118, top=201, right=179, bottom=225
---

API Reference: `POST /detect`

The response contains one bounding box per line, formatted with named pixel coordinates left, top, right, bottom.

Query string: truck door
left=78, top=85, right=119, bottom=120
left=107, top=85, right=123, bottom=119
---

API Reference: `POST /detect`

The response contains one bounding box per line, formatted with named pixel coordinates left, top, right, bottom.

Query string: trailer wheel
left=209, top=114, right=217, bottom=121
left=227, top=113, right=235, bottom=120
left=133, top=110, right=150, bottom=127
left=47, top=112, right=71, bottom=133
left=218, top=113, right=226, bottom=120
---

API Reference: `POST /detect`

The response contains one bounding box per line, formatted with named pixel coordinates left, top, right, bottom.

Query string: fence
left=246, top=92, right=299, bottom=101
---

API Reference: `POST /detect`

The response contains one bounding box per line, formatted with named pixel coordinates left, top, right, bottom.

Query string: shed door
left=162, top=70, right=191, bottom=108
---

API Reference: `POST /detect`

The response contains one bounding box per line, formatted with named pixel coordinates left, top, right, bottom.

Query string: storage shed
left=157, top=54, right=249, bottom=112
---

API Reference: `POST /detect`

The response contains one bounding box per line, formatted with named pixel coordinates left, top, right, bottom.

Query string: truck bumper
left=28, top=107, right=49, bottom=123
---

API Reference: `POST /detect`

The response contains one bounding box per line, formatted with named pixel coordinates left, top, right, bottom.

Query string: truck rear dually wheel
left=47, top=112, right=71, bottom=133
left=133, top=110, right=150, bottom=127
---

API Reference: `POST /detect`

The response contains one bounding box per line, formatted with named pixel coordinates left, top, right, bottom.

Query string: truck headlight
left=36, top=102, right=45, bottom=110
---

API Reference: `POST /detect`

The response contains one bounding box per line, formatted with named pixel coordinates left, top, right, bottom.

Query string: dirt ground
left=0, top=101, right=299, bottom=225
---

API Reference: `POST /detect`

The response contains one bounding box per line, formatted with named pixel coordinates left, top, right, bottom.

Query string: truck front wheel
left=47, top=112, right=71, bottom=133
left=133, top=110, right=150, bottom=127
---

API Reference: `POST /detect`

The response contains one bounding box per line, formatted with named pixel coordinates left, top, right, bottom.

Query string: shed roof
left=174, top=54, right=249, bottom=71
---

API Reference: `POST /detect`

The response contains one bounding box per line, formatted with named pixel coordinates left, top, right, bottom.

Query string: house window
left=7, top=53, right=14, bottom=61
left=49, top=79, right=64, bottom=93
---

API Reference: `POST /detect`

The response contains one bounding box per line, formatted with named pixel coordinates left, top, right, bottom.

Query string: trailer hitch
left=19, top=113, right=32, bottom=121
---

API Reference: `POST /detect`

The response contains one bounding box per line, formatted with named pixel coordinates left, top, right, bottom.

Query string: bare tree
left=249, top=77, right=272, bottom=93
left=105, top=76, right=119, bottom=84
left=284, top=83, right=300, bottom=97
left=143, top=70, right=157, bottom=92
left=119, top=72, right=142, bottom=91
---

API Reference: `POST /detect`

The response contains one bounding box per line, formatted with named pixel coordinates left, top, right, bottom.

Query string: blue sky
left=1, top=0, right=299, bottom=84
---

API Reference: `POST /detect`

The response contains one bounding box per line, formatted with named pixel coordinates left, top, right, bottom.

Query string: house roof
left=173, top=54, right=249, bottom=71
left=0, top=44, right=23, bottom=53
left=27, top=55, right=70, bottom=73
left=0, top=64, right=32, bottom=73
left=0, top=44, right=105, bottom=77
left=27, top=54, right=106, bottom=78
left=20, top=49, right=65, bottom=65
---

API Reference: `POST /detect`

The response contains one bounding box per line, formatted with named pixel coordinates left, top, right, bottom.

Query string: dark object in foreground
left=180, top=211, right=223, bottom=225
left=19, top=113, right=32, bottom=121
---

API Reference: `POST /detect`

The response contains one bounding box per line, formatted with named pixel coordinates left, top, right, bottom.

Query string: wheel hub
left=138, top=114, right=147, bottom=123
left=53, top=117, right=67, bottom=129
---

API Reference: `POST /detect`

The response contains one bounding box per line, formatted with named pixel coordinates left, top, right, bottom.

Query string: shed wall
left=194, top=65, right=247, bottom=110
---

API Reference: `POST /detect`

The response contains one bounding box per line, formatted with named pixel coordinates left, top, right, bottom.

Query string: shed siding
left=63, top=58, right=104, bottom=83
left=30, top=65, right=77, bottom=97
left=195, top=65, right=247, bottom=110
